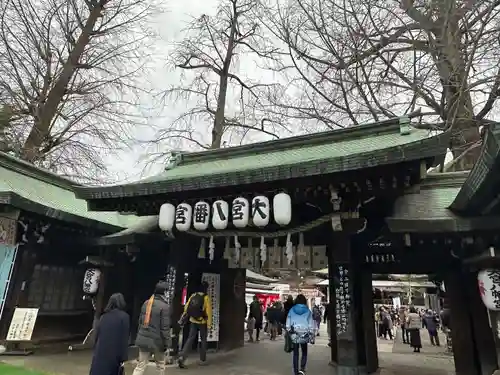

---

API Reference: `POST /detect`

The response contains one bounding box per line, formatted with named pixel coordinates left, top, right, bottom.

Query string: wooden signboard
left=200, top=273, right=220, bottom=343
left=6, top=308, right=39, bottom=341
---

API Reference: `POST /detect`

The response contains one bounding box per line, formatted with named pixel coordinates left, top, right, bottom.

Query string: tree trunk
left=432, top=12, right=481, bottom=172
left=447, top=120, right=481, bottom=171
left=21, top=5, right=104, bottom=162
left=210, top=4, right=238, bottom=149
left=211, top=72, right=230, bottom=149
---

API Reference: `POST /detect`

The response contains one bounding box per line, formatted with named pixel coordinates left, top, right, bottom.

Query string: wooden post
left=219, top=268, right=245, bottom=350
left=360, top=266, right=378, bottom=373
left=330, top=235, right=367, bottom=375
left=445, top=267, right=480, bottom=375
left=464, top=271, right=498, bottom=375
left=327, top=241, right=337, bottom=365
left=169, top=237, right=193, bottom=357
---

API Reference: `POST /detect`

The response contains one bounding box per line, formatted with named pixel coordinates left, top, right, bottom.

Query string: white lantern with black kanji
left=273, top=193, right=292, bottom=226
left=252, top=196, right=270, bottom=227
left=83, top=268, right=101, bottom=295
left=175, top=203, right=192, bottom=231
left=478, top=269, right=500, bottom=311
left=232, top=197, right=249, bottom=228
left=212, top=200, right=229, bottom=230
left=159, top=203, right=176, bottom=231
left=193, top=201, right=210, bottom=230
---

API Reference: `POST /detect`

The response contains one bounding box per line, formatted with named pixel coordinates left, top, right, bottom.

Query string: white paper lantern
left=273, top=193, right=292, bottom=226
left=252, top=196, right=270, bottom=227
left=193, top=201, right=210, bottom=230
left=212, top=200, right=229, bottom=230
left=159, top=203, right=175, bottom=231
left=83, top=268, right=101, bottom=294
left=232, top=197, right=249, bottom=228
left=478, top=269, right=500, bottom=311
left=175, top=203, right=192, bottom=231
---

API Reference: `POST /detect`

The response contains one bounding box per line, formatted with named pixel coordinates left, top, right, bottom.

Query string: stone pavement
left=392, top=327, right=451, bottom=358
left=1, top=326, right=455, bottom=375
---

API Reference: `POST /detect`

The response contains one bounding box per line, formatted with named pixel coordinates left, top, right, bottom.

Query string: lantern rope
left=185, top=212, right=338, bottom=238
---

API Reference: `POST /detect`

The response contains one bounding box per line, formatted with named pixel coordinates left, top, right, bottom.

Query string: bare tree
left=152, top=0, right=289, bottom=156
left=261, top=0, right=500, bottom=170
left=0, top=0, right=156, bottom=181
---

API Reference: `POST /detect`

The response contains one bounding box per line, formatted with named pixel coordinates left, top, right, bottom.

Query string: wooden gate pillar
left=445, top=265, right=498, bottom=375
left=465, top=270, right=498, bottom=375
left=328, top=234, right=369, bottom=375
left=327, top=242, right=338, bottom=364
left=360, top=265, right=378, bottom=373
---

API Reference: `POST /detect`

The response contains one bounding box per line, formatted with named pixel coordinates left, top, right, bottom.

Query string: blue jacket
left=286, top=304, right=315, bottom=344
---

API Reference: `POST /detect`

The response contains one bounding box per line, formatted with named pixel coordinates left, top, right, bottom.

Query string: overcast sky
left=101, top=0, right=222, bottom=183
left=100, top=0, right=455, bottom=184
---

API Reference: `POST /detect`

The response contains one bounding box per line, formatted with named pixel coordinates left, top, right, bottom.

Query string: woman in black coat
left=89, top=293, right=130, bottom=375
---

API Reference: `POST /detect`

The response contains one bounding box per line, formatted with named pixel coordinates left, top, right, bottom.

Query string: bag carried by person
left=186, top=293, right=206, bottom=319
left=178, top=312, right=189, bottom=326
left=246, top=317, right=255, bottom=331
left=284, top=331, right=293, bottom=353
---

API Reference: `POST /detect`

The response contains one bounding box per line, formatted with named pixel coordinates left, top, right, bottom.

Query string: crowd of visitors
left=86, top=279, right=453, bottom=375
left=88, top=281, right=213, bottom=375
left=375, top=305, right=451, bottom=353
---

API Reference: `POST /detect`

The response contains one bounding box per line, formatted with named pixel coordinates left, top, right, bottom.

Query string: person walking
left=286, top=294, right=316, bottom=375
left=248, top=295, right=263, bottom=342
left=132, top=282, right=171, bottom=375
left=178, top=282, right=212, bottom=368
left=399, top=307, right=409, bottom=344
left=406, top=306, right=422, bottom=353
left=312, top=305, right=322, bottom=336
left=323, top=301, right=332, bottom=347
left=379, top=307, right=393, bottom=340
left=89, top=293, right=130, bottom=375
left=266, top=302, right=280, bottom=340
left=283, top=295, right=294, bottom=324
left=440, top=307, right=452, bottom=351
left=276, top=301, right=284, bottom=336
left=423, top=309, right=440, bottom=346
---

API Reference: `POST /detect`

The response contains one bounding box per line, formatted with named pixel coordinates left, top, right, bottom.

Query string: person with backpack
left=286, top=294, right=316, bottom=375
left=132, top=282, right=171, bottom=375
left=177, top=282, right=212, bottom=368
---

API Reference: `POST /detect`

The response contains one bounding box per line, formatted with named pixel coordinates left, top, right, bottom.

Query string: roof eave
left=386, top=216, right=500, bottom=233
left=0, top=191, right=123, bottom=233
left=0, top=151, right=80, bottom=190
left=74, top=130, right=451, bottom=201
left=450, top=122, right=500, bottom=215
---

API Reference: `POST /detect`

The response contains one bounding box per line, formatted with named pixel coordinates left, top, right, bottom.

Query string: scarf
left=143, top=295, right=155, bottom=327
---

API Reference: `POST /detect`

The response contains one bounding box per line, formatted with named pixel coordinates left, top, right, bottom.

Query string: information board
left=6, top=308, right=39, bottom=341
left=200, top=273, right=220, bottom=342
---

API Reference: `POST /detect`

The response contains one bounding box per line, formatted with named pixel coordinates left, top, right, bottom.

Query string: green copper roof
left=385, top=172, right=500, bottom=232
left=0, top=153, right=137, bottom=229
left=75, top=118, right=450, bottom=200
left=450, top=122, right=500, bottom=215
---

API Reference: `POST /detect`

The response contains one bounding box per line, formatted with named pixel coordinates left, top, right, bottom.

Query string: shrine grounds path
left=1, top=326, right=454, bottom=375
